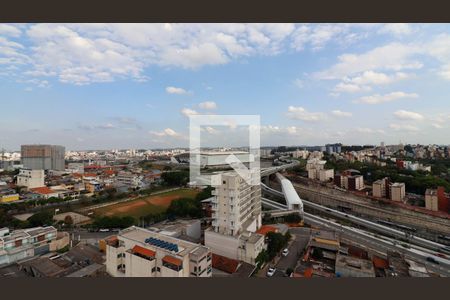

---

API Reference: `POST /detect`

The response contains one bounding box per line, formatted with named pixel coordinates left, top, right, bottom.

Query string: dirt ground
left=95, top=189, right=198, bottom=218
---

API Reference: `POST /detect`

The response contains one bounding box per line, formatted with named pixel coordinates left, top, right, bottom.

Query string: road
left=272, top=227, right=311, bottom=277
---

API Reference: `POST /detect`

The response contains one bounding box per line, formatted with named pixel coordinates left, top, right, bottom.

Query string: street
left=272, top=227, right=311, bottom=277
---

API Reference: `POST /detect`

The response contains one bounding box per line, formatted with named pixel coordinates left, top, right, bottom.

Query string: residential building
left=115, top=171, right=144, bottom=189
left=0, top=226, right=67, bottom=266
left=425, top=187, right=449, bottom=213
left=319, top=169, right=334, bottom=182
left=390, top=182, right=406, bottom=202
left=16, top=169, right=45, bottom=189
left=372, top=177, right=390, bottom=198
left=205, top=171, right=265, bottom=265
left=292, top=149, right=309, bottom=159
left=21, top=145, right=65, bottom=171
left=347, top=175, right=364, bottom=191
left=425, top=189, right=439, bottom=211
left=306, top=159, right=328, bottom=180
left=105, top=226, right=212, bottom=277
left=29, top=187, right=60, bottom=199
left=325, top=143, right=342, bottom=154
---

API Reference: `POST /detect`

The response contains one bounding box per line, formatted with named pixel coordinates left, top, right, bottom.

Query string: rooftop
left=119, top=226, right=206, bottom=257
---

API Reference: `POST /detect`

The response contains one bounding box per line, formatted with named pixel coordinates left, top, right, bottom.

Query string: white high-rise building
left=205, top=171, right=265, bottom=265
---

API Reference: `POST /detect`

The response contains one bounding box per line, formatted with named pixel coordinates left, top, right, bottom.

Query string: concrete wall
left=49, top=232, right=70, bottom=252
left=205, top=230, right=239, bottom=260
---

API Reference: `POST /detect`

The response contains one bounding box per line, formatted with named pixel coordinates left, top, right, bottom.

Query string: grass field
left=93, top=188, right=199, bottom=218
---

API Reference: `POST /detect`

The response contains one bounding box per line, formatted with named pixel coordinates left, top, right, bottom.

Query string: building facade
left=21, top=145, right=65, bottom=171
left=105, top=226, right=212, bottom=277
left=205, top=171, right=265, bottom=265
left=16, top=169, right=45, bottom=189
left=390, top=183, right=406, bottom=202
left=0, top=226, right=59, bottom=266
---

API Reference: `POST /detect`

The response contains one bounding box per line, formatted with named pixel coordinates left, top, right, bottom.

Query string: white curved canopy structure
left=275, top=173, right=303, bottom=212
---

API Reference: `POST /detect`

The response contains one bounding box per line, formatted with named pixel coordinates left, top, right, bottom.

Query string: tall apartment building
left=16, top=169, right=45, bottom=189
left=205, top=171, right=265, bottom=265
left=390, top=182, right=406, bottom=202
left=21, top=145, right=65, bottom=171
left=347, top=175, right=364, bottom=191
left=372, top=178, right=405, bottom=201
left=372, top=177, right=390, bottom=198
left=425, top=187, right=449, bottom=213
left=306, top=159, right=333, bottom=181
left=335, top=173, right=364, bottom=191
left=325, top=143, right=342, bottom=154
left=425, top=189, right=439, bottom=211
left=105, top=226, right=212, bottom=277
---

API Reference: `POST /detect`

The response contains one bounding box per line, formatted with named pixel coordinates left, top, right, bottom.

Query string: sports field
left=93, top=188, right=199, bottom=218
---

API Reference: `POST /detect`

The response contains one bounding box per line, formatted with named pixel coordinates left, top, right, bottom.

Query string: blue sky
left=1, top=23, right=450, bottom=150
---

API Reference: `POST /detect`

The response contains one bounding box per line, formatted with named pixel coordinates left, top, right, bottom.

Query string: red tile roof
left=256, top=225, right=278, bottom=235
left=83, top=173, right=98, bottom=178
left=212, top=253, right=240, bottom=274
left=132, top=245, right=156, bottom=258
left=30, top=187, right=54, bottom=195
left=162, top=255, right=182, bottom=267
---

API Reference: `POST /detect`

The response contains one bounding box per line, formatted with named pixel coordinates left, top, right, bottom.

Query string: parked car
left=282, top=248, right=289, bottom=257
left=426, top=257, right=439, bottom=264
left=99, top=228, right=110, bottom=232
left=266, top=267, right=276, bottom=277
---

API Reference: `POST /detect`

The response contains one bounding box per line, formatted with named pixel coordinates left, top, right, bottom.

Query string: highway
left=261, top=182, right=450, bottom=254
left=261, top=197, right=450, bottom=276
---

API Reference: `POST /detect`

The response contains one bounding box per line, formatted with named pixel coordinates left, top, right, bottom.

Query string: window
left=157, top=267, right=161, bottom=272
left=152, top=267, right=156, bottom=273
left=194, top=266, right=197, bottom=272
left=223, top=181, right=226, bottom=184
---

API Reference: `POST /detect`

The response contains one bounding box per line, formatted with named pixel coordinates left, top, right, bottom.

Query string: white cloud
left=355, top=91, right=418, bottom=104
left=293, top=78, right=304, bottom=88
left=0, top=24, right=22, bottom=37
left=198, top=101, right=217, bottom=110
left=97, top=123, right=116, bottom=129
left=331, top=110, right=352, bottom=118
left=333, top=82, right=371, bottom=93
left=150, top=128, right=179, bottom=137
left=431, top=123, right=444, bottom=129
left=181, top=108, right=198, bottom=117
left=389, top=123, right=419, bottom=131
left=378, top=24, right=413, bottom=36
left=354, top=127, right=385, bottom=134
left=314, top=43, right=423, bottom=80
left=166, top=86, right=188, bottom=95
left=202, top=126, right=219, bottom=134
left=394, top=110, right=424, bottom=121
left=286, top=106, right=326, bottom=122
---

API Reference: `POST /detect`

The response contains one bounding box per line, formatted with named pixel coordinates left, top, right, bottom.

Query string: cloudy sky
left=1, top=23, right=450, bottom=150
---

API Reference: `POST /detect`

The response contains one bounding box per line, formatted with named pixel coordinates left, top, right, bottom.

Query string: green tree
left=28, top=211, right=54, bottom=227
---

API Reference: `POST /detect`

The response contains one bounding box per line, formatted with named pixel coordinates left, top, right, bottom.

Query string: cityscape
left=1, top=23, right=450, bottom=278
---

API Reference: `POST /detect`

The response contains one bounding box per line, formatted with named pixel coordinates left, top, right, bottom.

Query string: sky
left=1, top=23, right=450, bottom=151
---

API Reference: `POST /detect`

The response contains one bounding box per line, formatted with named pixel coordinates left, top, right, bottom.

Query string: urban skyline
left=1, top=24, right=450, bottom=150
